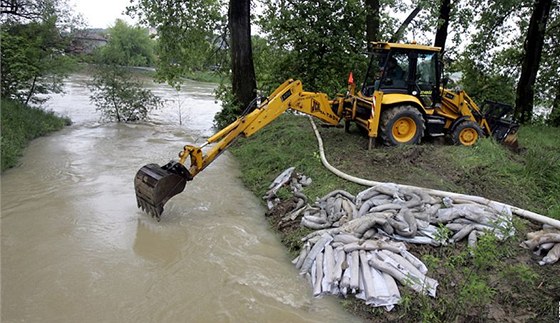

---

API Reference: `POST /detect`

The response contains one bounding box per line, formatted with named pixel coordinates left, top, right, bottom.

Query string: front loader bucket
left=134, top=161, right=193, bottom=220
left=482, top=100, right=520, bottom=148
left=491, top=120, right=519, bottom=148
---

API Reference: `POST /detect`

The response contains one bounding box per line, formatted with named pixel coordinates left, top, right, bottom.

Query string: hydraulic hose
left=307, top=116, right=560, bottom=229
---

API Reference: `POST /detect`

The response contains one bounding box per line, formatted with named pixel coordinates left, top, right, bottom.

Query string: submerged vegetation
left=1, top=99, right=71, bottom=171
left=230, top=113, right=560, bottom=322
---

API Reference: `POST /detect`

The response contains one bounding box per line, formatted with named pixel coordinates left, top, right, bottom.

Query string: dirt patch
left=265, top=197, right=300, bottom=234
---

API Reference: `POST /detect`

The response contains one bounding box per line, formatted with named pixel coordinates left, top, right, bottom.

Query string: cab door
left=414, top=52, right=440, bottom=108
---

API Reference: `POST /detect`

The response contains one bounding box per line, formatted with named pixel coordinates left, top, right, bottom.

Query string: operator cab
left=361, top=42, right=442, bottom=108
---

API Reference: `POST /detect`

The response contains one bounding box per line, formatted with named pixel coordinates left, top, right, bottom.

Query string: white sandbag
left=400, top=250, right=428, bottom=275
left=295, top=242, right=310, bottom=270
left=359, top=250, right=376, bottom=301
left=391, top=234, right=439, bottom=246
left=350, top=251, right=360, bottom=292
left=520, top=233, right=560, bottom=250
left=333, top=233, right=360, bottom=244
left=540, top=243, right=560, bottom=265
left=380, top=250, right=424, bottom=278
left=343, top=240, right=405, bottom=253
left=332, top=247, right=346, bottom=284
left=322, top=244, right=335, bottom=292
left=372, top=251, right=438, bottom=297
left=313, top=252, right=324, bottom=296
left=300, top=233, right=333, bottom=274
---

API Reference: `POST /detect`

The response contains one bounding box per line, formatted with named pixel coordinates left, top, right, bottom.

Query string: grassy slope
left=1, top=98, right=71, bottom=171
left=230, top=113, right=560, bottom=322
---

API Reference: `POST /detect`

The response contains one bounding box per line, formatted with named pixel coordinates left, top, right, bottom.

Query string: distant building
left=68, top=29, right=108, bottom=54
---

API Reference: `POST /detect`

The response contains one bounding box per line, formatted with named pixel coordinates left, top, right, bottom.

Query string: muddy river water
left=1, top=73, right=359, bottom=322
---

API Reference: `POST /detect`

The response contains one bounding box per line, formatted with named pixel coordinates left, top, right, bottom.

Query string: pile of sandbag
left=521, top=226, right=560, bottom=265
left=292, top=231, right=437, bottom=311
left=295, top=183, right=515, bottom=247
left=262, top=168, right=560, bottom=311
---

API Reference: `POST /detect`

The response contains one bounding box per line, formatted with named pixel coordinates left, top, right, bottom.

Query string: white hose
left=307, top=117, right=560, bottom=229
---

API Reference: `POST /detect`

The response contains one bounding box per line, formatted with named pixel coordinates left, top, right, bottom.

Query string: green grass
left=1, top=98, right=71, bottom=171
left=230, top=113, right=363, bottom=201
left=448, top=127, right=560, bottom=219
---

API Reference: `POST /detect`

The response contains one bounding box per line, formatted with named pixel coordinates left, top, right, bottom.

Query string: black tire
left=451, top=121, right=484, bottom=146
left=380, top=105, right=425, bottom=145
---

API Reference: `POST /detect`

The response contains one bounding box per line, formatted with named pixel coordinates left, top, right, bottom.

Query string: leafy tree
left=128, top=0, right=260, bottom=128
left=1, top=8, right=75, bottom=104
left=128, top=0, right=256, bottom=128
left=97, top=19, right=155, bottom=67
left=1, top=0, right=53, bottom=21
left=88, top=20, right=162, bottom=123
left=258, top=0, right=368, bottom=95
left=126, top=0, right=223, bottom=87
left=88, top=66, right=162, bottom=122
left=460, top=0, right=557, bottom=123
left=453, top=56, right=517, bottom=105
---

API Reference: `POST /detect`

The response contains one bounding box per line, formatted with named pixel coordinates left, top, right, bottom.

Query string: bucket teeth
left=136, top=198, right=163, bottom=221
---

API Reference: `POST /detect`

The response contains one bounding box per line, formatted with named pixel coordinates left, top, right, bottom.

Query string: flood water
left=1, top=72, right=359, bottom=322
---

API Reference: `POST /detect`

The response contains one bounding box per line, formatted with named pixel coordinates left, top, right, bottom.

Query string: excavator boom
left=134, top=79, right=341, bottom=219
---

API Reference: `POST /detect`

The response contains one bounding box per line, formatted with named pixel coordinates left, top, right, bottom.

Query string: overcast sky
left=69, top=0, right=136, bottom=29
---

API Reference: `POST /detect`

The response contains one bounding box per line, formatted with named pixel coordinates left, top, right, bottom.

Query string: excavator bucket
left=134, top=161, right=193, bottom=220
left=483, top=100, right=520, bottom=148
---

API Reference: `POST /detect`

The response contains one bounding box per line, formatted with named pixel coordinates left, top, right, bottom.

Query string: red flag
left=348, top=72, right=354, bottom=85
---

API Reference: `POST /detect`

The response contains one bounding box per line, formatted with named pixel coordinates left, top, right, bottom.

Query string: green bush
left=1, top=98, right=71, bottom=171
left=88, top=65, right=163, bottom=122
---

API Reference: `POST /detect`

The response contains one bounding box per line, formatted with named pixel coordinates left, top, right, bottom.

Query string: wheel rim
left=459, top=128, right=478, bottom=146
left=392, top=117, right=417, bottom=142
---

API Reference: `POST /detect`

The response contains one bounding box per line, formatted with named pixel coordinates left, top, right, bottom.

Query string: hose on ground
left=307, top=116, right=560, bottom=229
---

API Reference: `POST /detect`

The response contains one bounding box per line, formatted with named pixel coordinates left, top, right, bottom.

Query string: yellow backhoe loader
left=135, top=42, right=519, bottom=219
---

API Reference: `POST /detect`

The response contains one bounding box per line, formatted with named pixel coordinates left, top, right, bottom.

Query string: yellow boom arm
left=178, top=79, right=341, bottom=178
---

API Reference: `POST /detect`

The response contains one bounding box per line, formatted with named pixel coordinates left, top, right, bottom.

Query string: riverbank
left=1, top=99, right=71, bottom=171
left=229, top=113, right=560, bottom=322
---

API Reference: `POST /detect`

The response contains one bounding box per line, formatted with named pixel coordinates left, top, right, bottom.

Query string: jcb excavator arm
left=134, top=79, right=341, bottom=219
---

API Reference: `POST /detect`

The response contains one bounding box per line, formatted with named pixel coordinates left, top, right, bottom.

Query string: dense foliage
left=87, top=19, right=162, bottom=123
left=1, top=0, right=77, bottom=105
left=96, top=19, right=155, bottom=67
left=257, top=0, right=368, bottom=95
left=126, top=0, right=224, bottom=87
left=123, top=0, right=559, bottom=125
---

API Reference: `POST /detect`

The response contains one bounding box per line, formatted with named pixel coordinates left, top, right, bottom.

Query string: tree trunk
left=25, top=75, right=37, bottom=105
left=514, top=0, right=552, bottom=123
left=365, top=0, right=380, bottom=43
left=433, top=0, right=451, bottom=52
left=390, top=6, right=422, bottom=43
left=228, top=0, right=256, bottom=112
